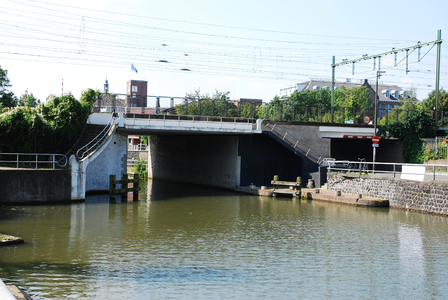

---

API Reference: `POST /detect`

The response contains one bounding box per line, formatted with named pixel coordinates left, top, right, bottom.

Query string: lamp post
left=373, top=71, right=385, bottom=173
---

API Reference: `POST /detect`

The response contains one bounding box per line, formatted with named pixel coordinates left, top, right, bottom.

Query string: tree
left=377, top=110, right=437, bottom=163
left=421, top=88, right=448, bottom=112
left=174, top=89, right=236, bottom=116
left=80, top=88, right=101, bottom=106
left=18, top=93, right=40, bottom=107
left=0, top=66, right=18, bottom=109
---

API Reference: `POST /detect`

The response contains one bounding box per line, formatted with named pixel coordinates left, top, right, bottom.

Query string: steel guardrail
left=0, top=153, right=68, bottom=169
left=327, top=159, right=448, bottom=181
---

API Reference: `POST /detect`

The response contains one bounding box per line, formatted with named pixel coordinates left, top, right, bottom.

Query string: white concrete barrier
left=0, top=278, right=16, bottom=300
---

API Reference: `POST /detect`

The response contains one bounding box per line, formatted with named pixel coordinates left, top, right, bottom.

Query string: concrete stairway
left=262, top=120, right=325, bottom=164
left=65, top=124, right=109, bottom=160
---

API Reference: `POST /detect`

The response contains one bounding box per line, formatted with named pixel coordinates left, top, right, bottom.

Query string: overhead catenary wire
left=0, top=0, right=445, bottom=98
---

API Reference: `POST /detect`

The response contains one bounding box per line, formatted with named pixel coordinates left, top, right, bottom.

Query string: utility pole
left=435, top=30, right=442, bottom=126
left=374, top=71, right=385, bottom=172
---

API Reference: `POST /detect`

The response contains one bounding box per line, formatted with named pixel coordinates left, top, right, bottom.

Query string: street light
left=373, top=70, right=385, bottom=173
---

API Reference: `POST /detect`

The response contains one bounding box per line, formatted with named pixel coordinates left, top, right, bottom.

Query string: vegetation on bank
left=0, top=66, right=99, bottom=154
left=132, top=157, right=148, bottom=178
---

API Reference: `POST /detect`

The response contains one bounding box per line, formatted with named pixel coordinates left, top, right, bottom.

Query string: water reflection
left=1, top=180, right=448, bottom=299
left=399, top=224, right=425, bottom=298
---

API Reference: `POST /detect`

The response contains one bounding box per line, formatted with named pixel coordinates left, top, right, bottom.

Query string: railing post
left=35, top=154, right=38, bottom=170
left=279, top=104, right=282, bottom=121
left=305, top=105, right=308, bottom=121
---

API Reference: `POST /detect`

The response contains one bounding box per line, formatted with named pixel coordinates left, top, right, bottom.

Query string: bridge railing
left=0, top=153, right=68, bottom=169
left=93, top=94, right=448, bottom=127
left=77, top=112, right=117, bottom=159
left=123, top=113, right=258, bottom=130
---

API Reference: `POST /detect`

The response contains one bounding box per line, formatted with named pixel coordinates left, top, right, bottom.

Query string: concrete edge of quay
left=234, top=186, right=389, bottom=207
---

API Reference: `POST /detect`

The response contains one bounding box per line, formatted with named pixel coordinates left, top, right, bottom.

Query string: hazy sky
left=0, top=0, right=447, bottom=102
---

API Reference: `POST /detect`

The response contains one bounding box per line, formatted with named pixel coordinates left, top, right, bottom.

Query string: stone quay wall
left=327, top=173, right=448, bottom=216
left=0, top=169, right=71, bottom=204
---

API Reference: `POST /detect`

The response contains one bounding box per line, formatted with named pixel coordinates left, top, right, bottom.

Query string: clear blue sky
left=0, top=0, right=446, bottom=102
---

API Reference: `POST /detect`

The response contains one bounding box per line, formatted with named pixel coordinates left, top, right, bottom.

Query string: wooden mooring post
left=271, top=175, right=302, bottom=198
left=109, top=174, right=140, bottom=201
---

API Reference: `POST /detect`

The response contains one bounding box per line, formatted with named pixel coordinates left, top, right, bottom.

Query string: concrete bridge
left=70, top=112, right=400, bottom=200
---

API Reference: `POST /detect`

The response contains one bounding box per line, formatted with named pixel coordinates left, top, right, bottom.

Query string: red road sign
left=446, top=137, right=448, bottom=144
left=372, top=136, right=380, bottom=144
left=363, top=115, right=371, bottom=125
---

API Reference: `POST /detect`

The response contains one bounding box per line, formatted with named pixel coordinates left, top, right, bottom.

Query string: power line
left=6, top=0, right=416, bottom=43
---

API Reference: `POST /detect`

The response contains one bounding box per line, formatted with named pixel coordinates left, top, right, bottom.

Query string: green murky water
left=1, top=180, right=448, bottom=299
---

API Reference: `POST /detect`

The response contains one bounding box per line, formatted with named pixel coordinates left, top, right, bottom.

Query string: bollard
left=109, top=175, right=116, bottom=198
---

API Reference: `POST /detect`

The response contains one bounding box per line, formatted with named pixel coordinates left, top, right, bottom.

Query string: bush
left=132, top=157, right=148, bottom=178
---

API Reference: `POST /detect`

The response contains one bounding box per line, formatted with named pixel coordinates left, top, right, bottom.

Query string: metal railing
left=423, top=137, right=448, bottom=160
left=93, top=94, right=448, bottom=127
left=77, top=112, right=117, bottom=159
left=327, top=160, right=448, bottom=181
left=262, top=119, right=324, bottom=164
left=123, top=113, right=258, bottom=130
left=128, top=144, right=147, bottom=151
left=0, top=153, right=68, bottom=169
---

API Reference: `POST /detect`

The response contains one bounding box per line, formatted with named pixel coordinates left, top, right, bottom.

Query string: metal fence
left=93, top=94, right=448, bottom=127
left=423, top=137, right=448, bottom=160
left=326, top=159, right=448, bottom=181
left=0, top=153, right=68, bottom=169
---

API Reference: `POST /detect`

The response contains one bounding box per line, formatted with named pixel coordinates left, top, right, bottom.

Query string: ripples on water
left=1, top=180, right=448, bottom=299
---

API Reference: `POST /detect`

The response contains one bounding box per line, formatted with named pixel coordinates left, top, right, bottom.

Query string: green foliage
left=18, top=93, right=40, bottom=107
left=420, top=140, right=447, bottom=162
left=0, top=93, right=91, bottom=154
left=422, top=88, right=448, bottom=111
left=266, top=86, right=371, bottom=122
left=0, top=66, right=18, bottom=110
left=377, top=110, right=437, bottom=163
left=174, top=89, right=238, bottom=117
left=140, top=136, right=149, bottom=146
left=80, top=88, right=101, bottom=111
left=132, top=157, right=148, bottom=178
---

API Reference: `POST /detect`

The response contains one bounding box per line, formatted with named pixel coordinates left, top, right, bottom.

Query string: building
left=280, top=78, right=411, bottom=117
left=230, top=98, right=263, bottom=107
left=126, top=80, right=148, bottom=108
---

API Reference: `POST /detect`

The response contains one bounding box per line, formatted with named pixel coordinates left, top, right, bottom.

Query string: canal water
left=1, top=180, right=448, bottom=299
